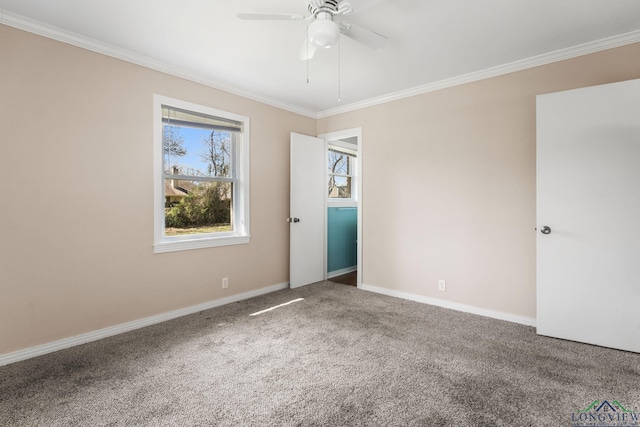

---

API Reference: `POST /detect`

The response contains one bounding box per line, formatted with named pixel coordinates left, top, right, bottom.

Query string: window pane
left=328, top=176, right=352, bottom=198
left=164, top=125, right=233, bottom=178
left=164, top=179, right=232, bottom=236
left=328, top=149, right=352, bottom=175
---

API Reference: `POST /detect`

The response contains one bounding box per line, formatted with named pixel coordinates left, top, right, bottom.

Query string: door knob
left=287, top=218, right=301, bottom=223
left=540, top=226, right=551, bottom=235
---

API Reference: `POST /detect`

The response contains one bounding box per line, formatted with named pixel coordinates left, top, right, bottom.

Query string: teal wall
left=327, top=207, right=357, bottom=273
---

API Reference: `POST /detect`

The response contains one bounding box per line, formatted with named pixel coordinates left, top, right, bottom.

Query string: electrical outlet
left=438, top=280, right=446, bottom=292
left=222, top=277, right=229, bottom=289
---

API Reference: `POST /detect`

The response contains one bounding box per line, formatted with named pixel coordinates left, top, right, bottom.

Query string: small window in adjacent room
left=328, top=146, right=357, bottom=200
left=154, top=95, right=250, bottom=253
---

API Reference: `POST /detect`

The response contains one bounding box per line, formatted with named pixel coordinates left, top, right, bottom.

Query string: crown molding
left=317, top=28, right=640, bottom=119
left=2, top=9, right=639, bottom=121
left=0, top=10, right=318, bottom=119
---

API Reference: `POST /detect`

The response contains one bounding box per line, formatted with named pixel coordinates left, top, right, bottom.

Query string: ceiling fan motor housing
left=238, top=0, right=385, bottom=59
left=307, top=0, right=351, bottom=17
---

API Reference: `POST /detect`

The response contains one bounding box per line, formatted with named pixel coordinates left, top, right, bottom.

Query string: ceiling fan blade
left=298, top=37, right=318, bottom=61
left=340, top=22, right=387, bottom=49
left=237, top=13, right=307, bottom=21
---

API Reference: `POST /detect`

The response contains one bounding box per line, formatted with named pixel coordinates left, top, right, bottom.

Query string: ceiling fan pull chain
left=338, top=35, right=341, bottom=102
left=307, top=25, right=310, bottom=83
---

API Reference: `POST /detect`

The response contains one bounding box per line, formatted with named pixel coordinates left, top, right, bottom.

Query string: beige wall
left=0, top=25, right=315, bottom=354
left=2, top=21, right=638, bottom=355
left=318, top=43, right=640, bottom=319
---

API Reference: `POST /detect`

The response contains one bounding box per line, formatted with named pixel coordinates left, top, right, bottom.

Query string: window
left=328, top=146, right=357, bottom=200
left=154, top=95, right=250, bottom=253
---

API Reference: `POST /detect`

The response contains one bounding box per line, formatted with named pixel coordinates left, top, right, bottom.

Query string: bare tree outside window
left=163, top=125, right=187, bottom=172
left=163, top=123, right=236, bottom=235
left=328, top=148, right=354, bottom=199
left=201, top=131, right=232, bottom=177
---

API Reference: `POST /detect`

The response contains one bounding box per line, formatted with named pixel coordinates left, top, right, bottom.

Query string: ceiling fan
left=237, top=0, right=388, bottom=60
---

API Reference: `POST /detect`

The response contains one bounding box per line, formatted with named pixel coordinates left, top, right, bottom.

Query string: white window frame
left=327, top=141, right=358, bottom=203
left=153, top=95, right=250, bottom=253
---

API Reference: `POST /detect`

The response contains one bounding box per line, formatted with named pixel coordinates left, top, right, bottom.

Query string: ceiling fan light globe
left=308, top=19, right=339, bottom=48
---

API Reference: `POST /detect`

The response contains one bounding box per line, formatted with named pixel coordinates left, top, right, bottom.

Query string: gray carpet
left=1, top=282, right=639, bottom=426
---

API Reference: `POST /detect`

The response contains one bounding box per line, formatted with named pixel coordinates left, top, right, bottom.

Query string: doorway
left=320, top=129, right=363, bottom=289
left=289, top=128, right=362, bottom=289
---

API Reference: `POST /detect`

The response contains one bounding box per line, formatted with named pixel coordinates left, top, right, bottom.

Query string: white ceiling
left=1, top=0, right=639, bottom=117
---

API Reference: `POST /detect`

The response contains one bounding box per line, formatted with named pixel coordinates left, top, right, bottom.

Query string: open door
left=536, top=79, right=640, bottom=353
left=320, top=128, right=363, bottom=289
left=289, top=132, right=325, bottom=288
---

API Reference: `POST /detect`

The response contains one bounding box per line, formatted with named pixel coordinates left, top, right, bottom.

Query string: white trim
left=360, top=283, right=537, bottom=327
left=0, top=282, right=289, bottom=367
left=154, top=235, right=251, bottom=253
left=3, top=10, right=638, bottom=120
left=327, top=201, right=357, bottom=208
left=317, top=29, right=640, bottom=118
left=0, top=10, right=317, bottom=119
left=327, top=266, right=357, bottom=279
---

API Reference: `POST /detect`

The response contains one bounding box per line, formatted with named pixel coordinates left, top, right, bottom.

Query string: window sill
left=154, top=234, right=251, bottom=254
left=327, top=200, right=357, bottom=208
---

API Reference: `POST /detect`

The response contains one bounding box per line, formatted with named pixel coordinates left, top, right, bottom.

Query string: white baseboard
left=327, top=266, right=357, bottom=279
left=0, top=282, right=289, bottom=367
left=360, top=283, right=537, bottom=327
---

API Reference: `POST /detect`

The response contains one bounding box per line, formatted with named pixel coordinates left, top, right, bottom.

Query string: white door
left=290, top=132, right=325, bottom=288
left=536, top=79, right=640, bottom=353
